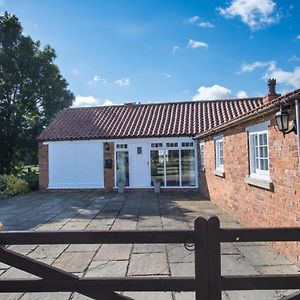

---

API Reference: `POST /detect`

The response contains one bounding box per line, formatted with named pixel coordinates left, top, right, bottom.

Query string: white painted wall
left=47, top=140, right=104, bottom=189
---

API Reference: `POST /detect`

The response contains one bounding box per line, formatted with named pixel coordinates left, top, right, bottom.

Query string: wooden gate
left=0, top=216, right=299, bottom=299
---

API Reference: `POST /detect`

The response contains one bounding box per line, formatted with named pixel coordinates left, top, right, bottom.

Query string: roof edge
left=195, top=88, right=300, bottom=140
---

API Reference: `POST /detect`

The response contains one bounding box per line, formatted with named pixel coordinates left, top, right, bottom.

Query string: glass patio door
left=165, top=150, right=180, bottom=186
left=116, top=151, right=129, bottom=186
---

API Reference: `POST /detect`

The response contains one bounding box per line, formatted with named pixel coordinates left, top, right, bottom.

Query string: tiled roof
left=37, top=98, right=263, bottom=141
left=195, top=88, right=300, bottom=139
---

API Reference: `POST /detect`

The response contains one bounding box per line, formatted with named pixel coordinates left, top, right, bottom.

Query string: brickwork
left=104, top=142, right=115, bottom=192
left=198, top=110, right=300, bottom=266
left=38, top=142, right=49, bottom=190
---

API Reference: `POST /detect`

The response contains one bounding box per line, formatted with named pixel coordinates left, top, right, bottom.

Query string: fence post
left=207, top=216, right=222, bottom=300
left=194, top=217, right=209, bottom=300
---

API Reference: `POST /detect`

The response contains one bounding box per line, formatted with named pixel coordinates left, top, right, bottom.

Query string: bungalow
left=38, top=79, right=300, bottom=266
left=37, top=96, right=263, bottom=191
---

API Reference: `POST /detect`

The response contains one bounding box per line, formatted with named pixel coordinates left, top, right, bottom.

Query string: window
left=151, top=143, right=163, bottom=148
left=116, top=144, right=127, bottom=149
left=137, top=146, right=142, bottom=154
left=247, top=121, right=270, bottom=179
left=182, top=142, right=194, bottom=147
left=150, top=141, right=196, bottom=187
left=215, top=135, right=224, bottom=171
left=166, top=142, right=178, bottom=147
left=199, top=141, right=205, bottom=171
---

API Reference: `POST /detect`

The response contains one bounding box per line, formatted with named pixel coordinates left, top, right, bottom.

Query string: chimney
left=263, top=78, right=281, bottom=104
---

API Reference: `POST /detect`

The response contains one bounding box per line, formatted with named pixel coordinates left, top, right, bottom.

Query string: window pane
left=259, top=134, right=263, bottom=145
left=150, top=150, right=165, bottom=186
left=254, top=135, right=258, bottom=146
left=263, top=146, right=268, bottom=158
left=116, top=151, right=129, bottom=186
left=181, top=150, right=195, bottom=186
left=165, top=150, right=180, bottom=186
left=263, top=134, right=266, bottom=145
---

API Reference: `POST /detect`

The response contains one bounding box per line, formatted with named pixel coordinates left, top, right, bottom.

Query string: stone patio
left=0, top=191, right=299, bottom=300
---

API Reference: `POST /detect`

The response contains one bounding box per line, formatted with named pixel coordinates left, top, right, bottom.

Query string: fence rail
left=0, top=216, right=299, bottom=300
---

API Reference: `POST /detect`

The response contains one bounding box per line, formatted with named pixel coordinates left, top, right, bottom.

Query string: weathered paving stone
left=28, top=244, right=69, bottom=259
left=94, top=244, right=132, bottom=261
left=170, top=262, right=194, bottom=277
left=133, top=244, right=165, bottom=253
left=221, top=254, right=258, bottom=276
left=173, top=292, right=195, bottom=300
left=124, top=292, right=173, bottom=299
left=128, top=253, right=169, bottom=276
left=0, top=267, right=38, bottom=279
left=7, top=244, right=37, bottom=255
left=237, top=245, right=294, bottom=266
left=167, top=244, right=194, bottom=263
left=20, top=292, right=72, bottom=300
left=0, top=293, right=23, bottom=300
left=66, top=244, right=100, bottom=252
left=225, top=290, right=284, bottom=300
left=60, top=221, right=89, bottom=231
left=53, top=251, right=95, bottom=272
left=85, top=260, right=128, bottom=277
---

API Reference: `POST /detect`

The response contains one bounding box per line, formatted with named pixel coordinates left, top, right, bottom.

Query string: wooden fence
left=0, top=216, right=299, bottom=300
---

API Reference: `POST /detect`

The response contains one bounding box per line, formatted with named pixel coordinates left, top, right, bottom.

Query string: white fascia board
left=246, top=121, right=270, bottom=133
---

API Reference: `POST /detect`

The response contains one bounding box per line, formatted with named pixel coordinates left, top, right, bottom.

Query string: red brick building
left=38, top=80, right=300, bottom=265
left=196, top=82, right=300, bottom=266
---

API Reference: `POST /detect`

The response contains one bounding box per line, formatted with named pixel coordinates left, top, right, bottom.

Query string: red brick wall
left=38, top=142, right=48, bottom=190
left=198, top=111, right=300, bottom=266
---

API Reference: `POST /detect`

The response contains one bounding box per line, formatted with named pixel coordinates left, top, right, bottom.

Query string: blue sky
left=1, top=0, right=300, bottom=106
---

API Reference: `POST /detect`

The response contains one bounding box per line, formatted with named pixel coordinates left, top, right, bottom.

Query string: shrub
left=21, top=171, right=39, bottom=191
left=0, top=174, right=29, bottom=198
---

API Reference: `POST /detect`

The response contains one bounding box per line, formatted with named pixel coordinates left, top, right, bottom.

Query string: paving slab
left=94, top=244, right=132, bottom=261
left=85, top=260, right=128, bottom=277
left=52, top=251, right=95, bottom=273
left=0, top=191, right=298, bottom=300
left=128, top=253, right=169, bottom=276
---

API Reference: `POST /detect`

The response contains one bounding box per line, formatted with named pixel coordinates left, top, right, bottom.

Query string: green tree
left=0, top=12, right=74, bottom=174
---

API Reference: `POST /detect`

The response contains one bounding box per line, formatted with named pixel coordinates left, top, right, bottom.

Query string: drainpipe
left=296, top=99, right=300, bottom=173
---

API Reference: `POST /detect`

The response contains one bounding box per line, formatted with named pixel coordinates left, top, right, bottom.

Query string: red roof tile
left=37, top=98, right=263, bottom=141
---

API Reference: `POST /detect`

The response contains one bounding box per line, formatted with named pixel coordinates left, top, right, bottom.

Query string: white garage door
left=48, top=141, right=104, bottom=189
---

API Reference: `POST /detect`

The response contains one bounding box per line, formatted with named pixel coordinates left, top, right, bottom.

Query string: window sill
left=244, top=175, right=273, bottom=191
left=213, top=169, right=225, bottom=178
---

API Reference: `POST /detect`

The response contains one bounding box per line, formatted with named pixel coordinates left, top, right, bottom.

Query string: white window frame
left=214, top=135, right=224, bottom=172
left=199, top=140, right=205, bottom=171
left=247, top=121, right=270, bottom=180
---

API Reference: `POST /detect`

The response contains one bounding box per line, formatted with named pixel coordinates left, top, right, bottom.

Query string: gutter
left=195, top=91, right=300, bottom=140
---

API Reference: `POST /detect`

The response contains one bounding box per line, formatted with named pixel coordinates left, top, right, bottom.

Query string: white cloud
left=102, top=99, right=114, bottom=106
left=296, top=35, right=300, bottom=40
left=187, top=16, right=200, bottom=24
left=164, top=73, right=172, bottom=78
left=93, top=75, right=107, bottom=84
left=187, top=39, right=208, bottom=49
left=193, top=84, right=232, bottom=101
left=239, top=60, right=275, bottom=73
left=73, top=95, right=99, bottom=107
left=264, top=65, right=300, bottom=88
left=236, top=90, right=248, bottom=98
left=72, top=68, right=80, bottom=77
left=115, top=77, right=130, bottom=87
left=218, top=0, right=280, bottom=30
left=172, top=46, right=179, bottom=54
left=186, top=16, right=214, bottom=28
left=198, top=21, right=215, bottom=28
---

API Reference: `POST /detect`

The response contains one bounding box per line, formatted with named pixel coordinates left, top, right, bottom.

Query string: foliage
left=0, top=174, right=29, bottom=198
left=0, top=12, right=74, bottom=174
left=21, top=170, right=39, bottom=190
